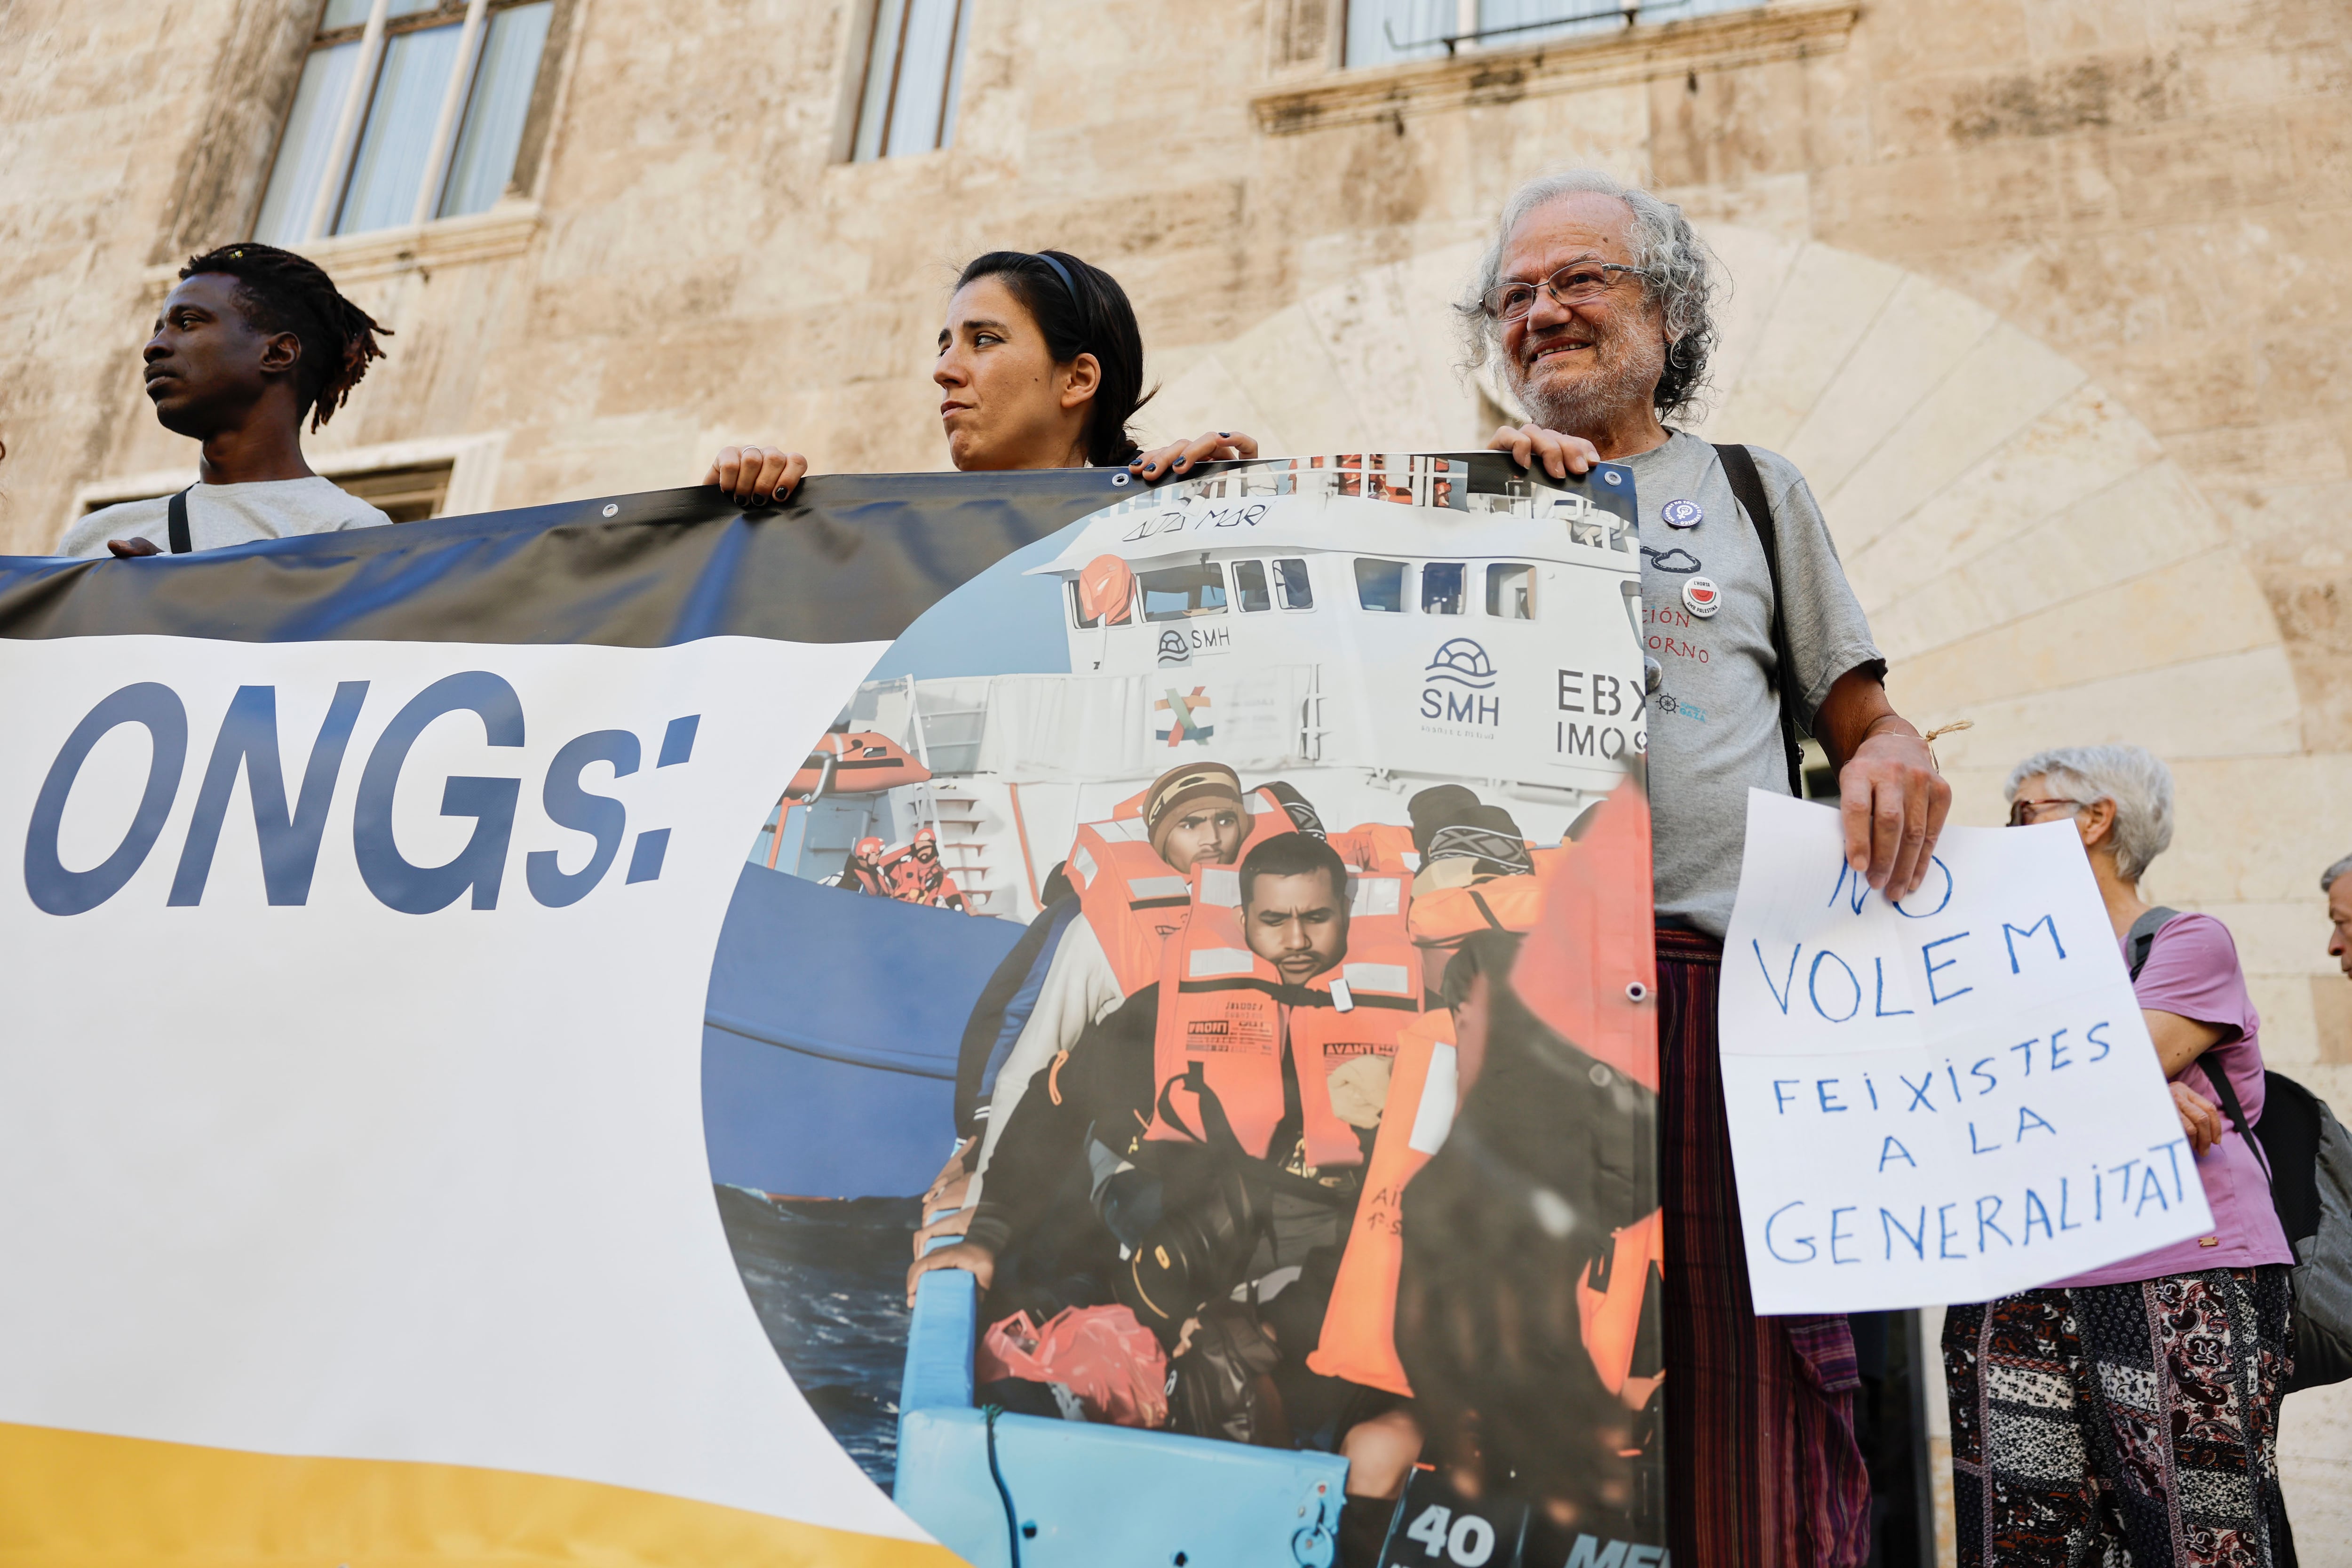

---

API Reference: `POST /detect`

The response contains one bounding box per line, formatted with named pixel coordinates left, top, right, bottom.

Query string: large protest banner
left=0, top=456, right=1659, bottom=1568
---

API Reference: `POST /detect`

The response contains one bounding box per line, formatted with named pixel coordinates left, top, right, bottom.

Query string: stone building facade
left=5, top=0, right=2350, bottom=1553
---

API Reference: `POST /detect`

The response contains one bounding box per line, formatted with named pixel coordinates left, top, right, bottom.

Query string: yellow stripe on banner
left=0, top=1423, right=962, bottom=1568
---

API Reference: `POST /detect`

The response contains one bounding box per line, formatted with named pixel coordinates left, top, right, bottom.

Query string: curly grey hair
left=2324, top=853, right=2352, bottom=895
left=2004, top=745, right=2176, bottom=882
left=1457, top=169, right=1722, bottom=423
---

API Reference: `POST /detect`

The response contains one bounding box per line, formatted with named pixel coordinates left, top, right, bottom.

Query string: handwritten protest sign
left=1720, top=790, right=2209, bottom=1313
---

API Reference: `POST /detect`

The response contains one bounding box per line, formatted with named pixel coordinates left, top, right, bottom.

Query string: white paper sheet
left=1719, top=790, right=2210, bottom=1313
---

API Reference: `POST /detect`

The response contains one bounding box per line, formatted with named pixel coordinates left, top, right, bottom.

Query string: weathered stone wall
left=4, top=0, right=2350, bottom=1550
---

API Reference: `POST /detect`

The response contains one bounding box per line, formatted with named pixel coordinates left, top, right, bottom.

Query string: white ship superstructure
left=766, top=456, right=1646, bottom=923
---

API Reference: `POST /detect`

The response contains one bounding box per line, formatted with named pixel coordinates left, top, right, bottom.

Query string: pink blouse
left=2049, top=913, right=2293, bottom=1289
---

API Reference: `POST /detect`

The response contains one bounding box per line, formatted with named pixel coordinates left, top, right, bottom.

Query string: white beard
left=1504, top=327, right=1666, bottom=440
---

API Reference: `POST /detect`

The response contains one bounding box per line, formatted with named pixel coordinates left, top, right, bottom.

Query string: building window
left=336, top=461, right=455, bottom=522
left=75, top=460, right=454, bottom=527
left=852, top=0, right=971, bottom=161
left=254, top=0, right=557, bottom=246
left=1344, top=0, right=1759, bottom=66
left=1345, top=0, right=1461, bottom=66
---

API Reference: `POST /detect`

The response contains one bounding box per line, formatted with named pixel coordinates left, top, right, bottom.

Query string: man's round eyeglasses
left=1481, top=262, right=1653, bottom=321
left=2006, top=798, right=2082, bottom=827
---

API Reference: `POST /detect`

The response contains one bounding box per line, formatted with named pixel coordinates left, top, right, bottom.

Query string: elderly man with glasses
left=1153, top=170, right=1947, bottom=1566
left=1467, top=168, right=1950, bottom=1568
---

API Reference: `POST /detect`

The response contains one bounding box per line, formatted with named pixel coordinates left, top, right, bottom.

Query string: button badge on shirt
left=1682, top=576, right=1721, bottom=619
left=1661, top=498, right=1703, bottom=529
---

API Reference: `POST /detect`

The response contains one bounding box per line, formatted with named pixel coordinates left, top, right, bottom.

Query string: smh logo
left=1423, top=637, right=1497, bottom=690
left=1418, top=637, right=1500, bottom=727
left=22, top=674, right=693, bottom=917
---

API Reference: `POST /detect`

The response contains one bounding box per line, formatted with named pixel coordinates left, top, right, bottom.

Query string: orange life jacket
left=1066, top=789, right=1296, bottom=995
left=1579, top=1207, right=1664, bottom=1402
left=1305, top=789, right=1665, bottom=1408
left=1404, top=845, right=1565, bottom=993
left=1144, top=864, right=1419, bottom=1171
left=1067, top=818, right=1191, bottom=995
left=1305, top=1007, right=1458, bottom=1396
left=1325, top=822, right=1419, bottom=877
left=1510, top=781, right=1657, bottom=1094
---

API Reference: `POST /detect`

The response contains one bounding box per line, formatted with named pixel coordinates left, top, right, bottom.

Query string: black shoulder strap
left=167, top=487, right=193, bottom=555
left=2199, top=1055, right=2273, bottom=1184
left=1712, top=444, right=1804, bottom=796
left=2127, top=906, right=2181, bottom=981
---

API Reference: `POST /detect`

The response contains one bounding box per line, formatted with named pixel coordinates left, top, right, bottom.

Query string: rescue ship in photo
left=761, top=452, right=1646, bottom=920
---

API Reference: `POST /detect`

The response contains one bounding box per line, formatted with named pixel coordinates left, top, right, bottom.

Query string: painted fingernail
left=1173, top=458, right=1188, bottom=469
left=1218, top=431, right=1231, bottom=438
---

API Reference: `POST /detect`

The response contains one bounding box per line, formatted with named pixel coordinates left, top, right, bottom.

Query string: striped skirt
left=1658, top=924, right=1873, bottom=1568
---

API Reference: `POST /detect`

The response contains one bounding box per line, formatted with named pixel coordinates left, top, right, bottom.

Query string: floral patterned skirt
left=1944, top=1266, right=2296, bottom=1568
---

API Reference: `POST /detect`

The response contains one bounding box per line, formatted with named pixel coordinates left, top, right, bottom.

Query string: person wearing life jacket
left=905, top=827, right=969, bottom=912
left=1405, top=800, right=1561, bottom=994
left=919, top=861, right=1083, bottom=1217
left=1388, top=782, right=1665, bottom=1533
left=827, top=835, right=890, bottom=897
left=917, top=762, right=1275, bottom=1250
left=910, top=833, right=1424, bottom=1560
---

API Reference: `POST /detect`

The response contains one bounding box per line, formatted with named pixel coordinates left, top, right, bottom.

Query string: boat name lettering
left=1119, top=502, right=1269, bottom=542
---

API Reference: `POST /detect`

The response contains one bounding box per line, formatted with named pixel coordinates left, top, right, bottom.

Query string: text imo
left=22, top=675, right=695, bottom=916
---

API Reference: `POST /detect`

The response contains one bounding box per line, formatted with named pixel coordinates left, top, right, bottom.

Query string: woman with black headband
left=706, top=248, right=1218, bottom=502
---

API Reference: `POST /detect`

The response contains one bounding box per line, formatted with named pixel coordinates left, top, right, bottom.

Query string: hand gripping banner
left=0, top=455, right=1662, bottom=1568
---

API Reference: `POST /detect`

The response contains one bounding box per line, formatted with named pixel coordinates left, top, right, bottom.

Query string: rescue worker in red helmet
left=831, top=836, right=889, bottom=897
left=910, top=833, right=1420, bottom=1560
left=910, top=827, right=945, bottom=891
left=902, top=827, right=969, bottom=911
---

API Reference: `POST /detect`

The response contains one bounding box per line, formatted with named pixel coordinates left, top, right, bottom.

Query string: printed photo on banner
left=699, top=453, right=1668, bottom=1566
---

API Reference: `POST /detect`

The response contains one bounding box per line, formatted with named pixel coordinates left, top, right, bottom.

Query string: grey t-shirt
left=1623, top=431, right=1883, bottom=937
left=58, top=476, right=391, bottom=558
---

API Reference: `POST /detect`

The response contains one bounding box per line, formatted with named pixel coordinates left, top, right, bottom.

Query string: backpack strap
left=2133, top=906, right=2274, bottom=1185
left=2199, top=1054, right=2274, bottom=1185
left=2126, top=906, right=2181, bottom=982
left=167, top=487, right=194, bottom=555
left=1711, top=444, right=1804, bottom=797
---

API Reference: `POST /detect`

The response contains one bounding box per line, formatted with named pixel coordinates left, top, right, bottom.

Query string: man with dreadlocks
left=61, top=243, right=394, bottom=557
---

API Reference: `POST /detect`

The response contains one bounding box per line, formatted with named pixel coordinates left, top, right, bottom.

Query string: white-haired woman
left=1945, top=745, right=2296, bottom=1567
